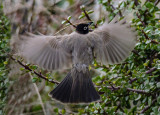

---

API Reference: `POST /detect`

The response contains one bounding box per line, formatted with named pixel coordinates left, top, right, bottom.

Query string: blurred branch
left=10, top=56, right=60, bottom=85
left=155, top=0, right=160, bottom=5
left=136, top=8, right=159, bottom=44
left=146, top=67, right=157, bottom=74
left=29, top=73, right=47, bottom=115
left=132, top=50, right=140, bottom=56
left=134, top=0, right=139, bottom=6
left=99, top=86, right=150, bottom=95
left=141, top=98, right=157, bottom=113
left=136, top=13, right=146, bottom=27
left=108, top=0, right=123, bottom=17
left=129, top=78, right=137, bottom=84
left=81, top=7, right=97, bottom=28
left=65, top=19, right=77, bottom=28
left=83, top=9, right=92, bottom=22
left=28, top=0, right=35, bottom=32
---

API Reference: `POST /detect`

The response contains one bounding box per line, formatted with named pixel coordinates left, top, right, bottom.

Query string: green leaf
left=67, top=16, right=72, bottom=21
left=157, top=82, right=160, bottom=88
left=87, top=10, right=94, bottom=14
left=78, top=15, right=85, bottom=19
left=61, top=109, right=66, bottom=114
left=80, top=5, right=85, bottom=10
left=157, top=96, right=160, bottom=104
left=148, top=96, right=152, bottom=106
left=61, top=20, right=67, bottom=24
left=54, top=108, right=58, bottom=113
left=32, top=77, right=38, bottom=83
left=135, top=94, right=141, bottom=101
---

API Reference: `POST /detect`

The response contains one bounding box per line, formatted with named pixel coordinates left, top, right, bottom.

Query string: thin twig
left=155, top=0, right=160, bottom=6
left=129, top=78, right=137, bottom=84
left=141, top=98, right=157, bottom=113
left=65, top=19, right=77, bottom=28
left=146, top=67, right=157, bottom=74
left=99, top=86, right=150, bottom=94
left=10, top=56, right=60, bottom=85
left=82, top=9, right=97, bottom=28
left=29, top=73, right=47, bottom=115
left=28, top=0, right=35, bottom=32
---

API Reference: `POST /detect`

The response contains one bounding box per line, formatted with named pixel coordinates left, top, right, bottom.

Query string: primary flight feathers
left=21, top=18, right=136, bottom=70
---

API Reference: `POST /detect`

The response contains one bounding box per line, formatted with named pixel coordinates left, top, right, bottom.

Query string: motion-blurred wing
left=88, top=18, right=137, bottom=65
left=20, top=34, right=73, bottom=70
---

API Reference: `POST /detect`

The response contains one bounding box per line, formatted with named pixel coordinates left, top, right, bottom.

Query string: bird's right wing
left=88, top=18, right=137, bottom=65
left=20, top=33, right=74, bottom=70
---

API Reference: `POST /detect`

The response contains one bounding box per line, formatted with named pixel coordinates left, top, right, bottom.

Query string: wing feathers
left=20, top=34, right=72, bottom=70
left=89, top=17, right=137, bottom=65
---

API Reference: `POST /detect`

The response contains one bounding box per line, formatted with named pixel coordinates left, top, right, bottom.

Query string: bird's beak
left=88, top=22, right=93, bottom=32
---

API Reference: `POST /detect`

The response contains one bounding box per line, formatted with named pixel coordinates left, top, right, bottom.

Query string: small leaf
left=3, top=61, right=8, bottom=65
left=135, top=94, right=141, bottom=101
left=32, top=77, right=38, bottom=83
left=79, top=15, right=85, bottom=19
left=54, top=108, right=58, bottom=113
left=87, top=10, right=94, bottom=14
left=157, top=82, right=160, bottom=88
left=61, top=109, right=66, bottom=114
left=80, top=5, right=85, bottom=10
left=67, top=16, right=71, bottom=21
left=61, top=20, right=67, bottom=24
left=148, top=96, right=152, bottom=106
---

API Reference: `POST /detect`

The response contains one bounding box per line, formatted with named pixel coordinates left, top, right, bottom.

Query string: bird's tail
left=49, top=67, right=100, bottom=103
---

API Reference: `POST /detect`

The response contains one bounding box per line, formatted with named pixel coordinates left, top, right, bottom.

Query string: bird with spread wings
left=20, top=17, right=137, bottom=103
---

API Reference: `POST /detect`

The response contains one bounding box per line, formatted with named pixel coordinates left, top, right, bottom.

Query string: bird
left=20, top=16, right=137, bottom=103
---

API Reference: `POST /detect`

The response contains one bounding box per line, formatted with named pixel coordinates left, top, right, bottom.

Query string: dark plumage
left=76, top=23, right=92, bottom=34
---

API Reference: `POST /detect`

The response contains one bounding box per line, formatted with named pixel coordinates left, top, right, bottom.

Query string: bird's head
left=76, top=22, right=93, bottom=34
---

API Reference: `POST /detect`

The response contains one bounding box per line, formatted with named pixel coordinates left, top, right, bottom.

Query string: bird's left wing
left=88, top=18, right=137, bottom=65
left=20, top=33, right=73, bottom=70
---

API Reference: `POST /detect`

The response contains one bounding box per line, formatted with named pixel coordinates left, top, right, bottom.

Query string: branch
left=29, top=73, right=47, bottom=115
left=28, top=0, right=35, bottom=32
left=99, top=86, right=150, bottom=95
left=126, top=88, right=149, bottom=94
left=136, top=13, right=146, bottom=27
left=134, top=0, right=139, bottom=6
left=132, top=50, right=139, bottom=56
left=10, top=56, right=60, bottom=85
left=81, top=7, right=97, bottom=28
left=83, top=9, right=92, bottom=22
left=65, top=19, right=77, bottom=28
left=141, top=98, right=157, bottom=113
left=155, top=0, right=160, bottom=6
left=129, top=78, right=137, bottom=84
left=146, top=67, right=157, bottom=74
left=136, top=11, right=159, bottom=44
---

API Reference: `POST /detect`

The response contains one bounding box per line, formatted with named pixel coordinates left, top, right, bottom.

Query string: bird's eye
left=83, top=26, right=88, bottom=30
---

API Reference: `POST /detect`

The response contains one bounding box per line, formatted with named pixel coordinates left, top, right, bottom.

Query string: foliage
left=1, top=0, right=160, bottom=114
left=0, top=4, right=10, bottom=115
left=76, top=0, right=160, bottom=114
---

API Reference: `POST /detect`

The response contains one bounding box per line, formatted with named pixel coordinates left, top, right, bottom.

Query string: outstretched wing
left=20, top=33, right=73, bottom=70
left=88, top=18, right=137, bottom=65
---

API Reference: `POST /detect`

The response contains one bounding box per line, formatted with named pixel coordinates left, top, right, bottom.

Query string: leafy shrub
left=0, top=4, right=10, bottom=115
